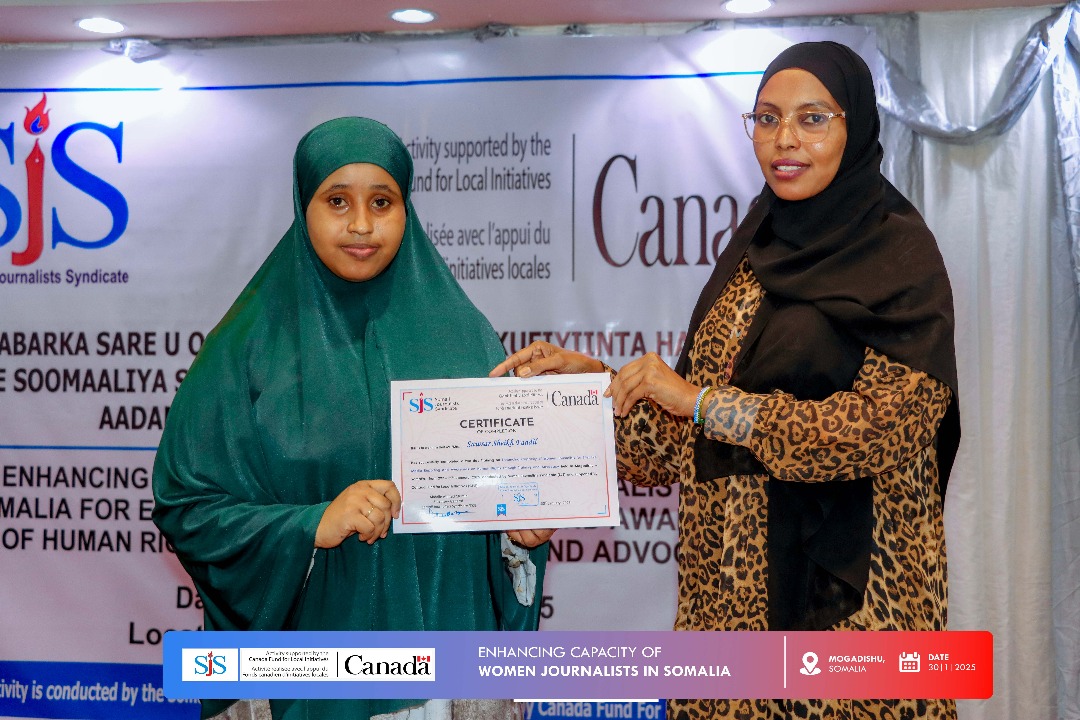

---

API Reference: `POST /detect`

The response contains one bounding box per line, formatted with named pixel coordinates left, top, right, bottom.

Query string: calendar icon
left=899, top=652, right=920, bottom=672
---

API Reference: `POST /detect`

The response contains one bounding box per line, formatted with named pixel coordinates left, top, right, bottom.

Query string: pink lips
left=771, top=158, right=809, bottom=180
left=342, top=244, right=378, bottom=260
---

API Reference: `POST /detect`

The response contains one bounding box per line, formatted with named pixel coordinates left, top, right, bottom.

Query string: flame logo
left=23, top=94, right=49, bottom=135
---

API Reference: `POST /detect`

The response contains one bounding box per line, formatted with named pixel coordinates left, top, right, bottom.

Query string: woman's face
left=753, top=68, right=848, bottom=202
left=305, top=162, right=407, bottom=282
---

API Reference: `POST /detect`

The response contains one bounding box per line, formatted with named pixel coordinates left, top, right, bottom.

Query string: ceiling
left=0, top=0, right=1059, bottom=44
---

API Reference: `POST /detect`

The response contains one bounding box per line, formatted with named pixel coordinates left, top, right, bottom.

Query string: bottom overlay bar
left=163, top=630, right=992, bottom=701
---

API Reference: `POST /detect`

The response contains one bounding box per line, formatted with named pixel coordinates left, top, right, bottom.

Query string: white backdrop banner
left=0, top=25, right=875, bottom=719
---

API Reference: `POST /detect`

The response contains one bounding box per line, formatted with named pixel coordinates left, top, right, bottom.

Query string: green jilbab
left=153, top=117, right=546, bottom=720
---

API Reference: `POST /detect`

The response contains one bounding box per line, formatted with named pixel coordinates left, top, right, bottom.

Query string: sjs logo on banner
left=0, top=93, right=128, bottom=267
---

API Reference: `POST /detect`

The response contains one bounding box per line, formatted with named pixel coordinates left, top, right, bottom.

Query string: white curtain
left=1050, top=13, right=1080, bottom=720
left=912, top=7, right=1076, bottom=720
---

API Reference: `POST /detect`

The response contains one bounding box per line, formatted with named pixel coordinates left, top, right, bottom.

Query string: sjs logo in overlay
left=181, top=648, right=239, bottom=682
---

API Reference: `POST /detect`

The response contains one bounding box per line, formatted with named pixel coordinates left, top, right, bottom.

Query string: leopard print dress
left=616, top=258, right=956, bottom=720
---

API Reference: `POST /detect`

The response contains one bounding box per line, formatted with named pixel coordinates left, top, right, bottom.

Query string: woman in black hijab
left=493, top=41, right=959, bottom=719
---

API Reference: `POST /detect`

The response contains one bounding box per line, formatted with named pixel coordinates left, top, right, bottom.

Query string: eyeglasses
left=741, top=110, right=847, bottom=144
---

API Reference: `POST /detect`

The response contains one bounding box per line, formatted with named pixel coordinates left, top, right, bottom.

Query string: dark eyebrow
left=320, top=182, right=399, bottom=195
left=754, top=100, right=837, bottom=112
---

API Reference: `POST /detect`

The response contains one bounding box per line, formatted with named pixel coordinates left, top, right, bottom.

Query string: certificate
left=390, top=373, right=619, bottom=533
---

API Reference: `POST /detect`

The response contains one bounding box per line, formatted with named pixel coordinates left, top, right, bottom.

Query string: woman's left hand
left=608, top=352, right=700, bottom=418
left=506, top=528, right=556, bottom=548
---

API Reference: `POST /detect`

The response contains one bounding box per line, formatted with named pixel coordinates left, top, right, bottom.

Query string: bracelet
left=693, top=386, right=713, bottom=425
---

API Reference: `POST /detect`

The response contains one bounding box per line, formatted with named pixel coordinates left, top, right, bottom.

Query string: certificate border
left=390, top=373, right=619, bottom=533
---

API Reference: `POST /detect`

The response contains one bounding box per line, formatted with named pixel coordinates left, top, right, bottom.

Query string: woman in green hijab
left=153, top=117, right=548, bottom=720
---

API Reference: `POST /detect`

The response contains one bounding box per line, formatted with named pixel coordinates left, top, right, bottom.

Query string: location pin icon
left=802, top=651, right=818, bottom=674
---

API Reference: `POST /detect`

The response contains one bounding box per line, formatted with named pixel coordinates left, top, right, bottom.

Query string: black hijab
left=675, top=42, right=960, bottom=630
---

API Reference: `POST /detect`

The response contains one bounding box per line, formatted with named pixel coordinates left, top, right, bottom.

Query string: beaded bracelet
left=693, top=386, right=713, bottom=425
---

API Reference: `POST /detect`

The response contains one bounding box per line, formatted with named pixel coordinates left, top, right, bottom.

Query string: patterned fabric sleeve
left=704, top=348, right=951, bottom=483
left=605, top=364, right=690, bottom=487
left=700, top=384, right=762, bottom=446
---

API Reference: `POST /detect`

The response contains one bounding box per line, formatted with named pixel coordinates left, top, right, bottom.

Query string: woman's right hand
left=315, top=479, right=401, bottom=548
left=489, top=341, right=604, bottom=378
